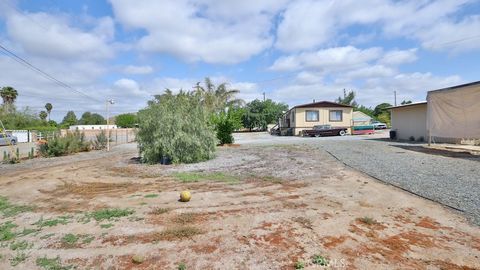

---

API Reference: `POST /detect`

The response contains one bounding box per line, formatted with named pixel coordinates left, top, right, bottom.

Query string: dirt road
left=0, top=143, right=479, bottom=269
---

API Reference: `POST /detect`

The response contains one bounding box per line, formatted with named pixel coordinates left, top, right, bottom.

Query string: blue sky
left=0, top=0, right=479, bottom=120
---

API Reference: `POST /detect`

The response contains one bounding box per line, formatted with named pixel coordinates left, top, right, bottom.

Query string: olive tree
left=137, top=90, right=217, bottom=164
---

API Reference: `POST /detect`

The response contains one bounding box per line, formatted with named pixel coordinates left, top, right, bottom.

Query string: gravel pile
left=318, top=139, right=480, bottom=225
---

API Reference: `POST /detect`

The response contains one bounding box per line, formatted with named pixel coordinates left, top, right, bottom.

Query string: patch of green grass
left=82, top=235, right=95, bottom=244
left=311, top=254, right=328, bottom=266
left=10, top=251, right=28, bottom=266
left=34, top=216, right=72, bottom=228
left=178, top=262, right=187, bottom=270
left=61, top=234, right=79, bottom=247
left=359, top=216, right=377, bottom=225
left=139, top=202, right=148, bottom=205
left=144, top=194, right=158, bottom=198
left=90, top=208, right=134, bottom=221
left=150, top=207, right=170, bottom=215
left=294, top=260, right=305, bottom=269
left=0, top=221, right=17, bottom=241
left=100, top=223, right=114, bottom=229
left=0, top=196, right=33, bottom=217
left=40, top=233, right=55, bottom=240
left=17, top=228, right=38, bottom=237
left=10, top=240, right=32, bottom=251
left=172, top=172, right=240, bottom=184
left=36, top=256, right=73, bottom=270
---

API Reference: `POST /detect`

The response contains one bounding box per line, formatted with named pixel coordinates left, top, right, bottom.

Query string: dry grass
left=155, top=226, right=203, bottom=240
left=172, top=213, right=200, bottom=225
left=150, top=207, right=170, bottom=215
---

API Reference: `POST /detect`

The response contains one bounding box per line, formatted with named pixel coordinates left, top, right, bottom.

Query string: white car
left=371, top=121, right=387, bottom=129
left=0, top=134, right=18, bottom=146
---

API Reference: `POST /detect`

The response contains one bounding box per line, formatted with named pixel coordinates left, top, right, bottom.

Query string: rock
left=132, top=255, right=144, bottom=264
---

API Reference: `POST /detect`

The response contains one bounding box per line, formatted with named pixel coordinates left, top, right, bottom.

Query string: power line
left=0, top=43, right=102, bottom=102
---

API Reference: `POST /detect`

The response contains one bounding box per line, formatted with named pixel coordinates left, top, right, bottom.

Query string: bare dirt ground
left=0, top=142, right=479, bottom=269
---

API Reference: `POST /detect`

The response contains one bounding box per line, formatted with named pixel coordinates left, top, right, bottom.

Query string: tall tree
left=242, top=99, right=288, bottom=131
left=45, top=103, right=53, bottom=121
left=373, top=103, right=392, bottom=117
left=401, top=100, right=412, bottom=105
left=194, top=77, right=244, bottom=113
left=61, top=111, right=78, bottom=127
left=78, top=112, right=106, bottom=125
left=39, top=111, right=48, bottom=121
left=0, top=86, right=18, bottom=112
left=336, top=89, right=358, bottom=107
left=115, top=113, right=137, bottom=128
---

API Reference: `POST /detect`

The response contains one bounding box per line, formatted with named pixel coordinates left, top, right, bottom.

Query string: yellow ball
left=180, top=191, right=191, bottom=202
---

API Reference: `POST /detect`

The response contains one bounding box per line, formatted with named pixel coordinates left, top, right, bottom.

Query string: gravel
left=317, top=139, right=480, bottom=225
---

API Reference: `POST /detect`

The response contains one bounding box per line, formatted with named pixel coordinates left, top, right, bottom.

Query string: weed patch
left=150, top=207, right=170, bottom=215
left=34, top=216, right=72, bottom=228
left=0, top=196, right=33, bottom=217
left=172, top=172, right=240, bottom=184
left=90, top=208, right=134, bottom=221
left=10, top=251, right=28, bottom=266
left=178, top=262, right=187, bottom=270
left=36, top=256, right=73, bottom=270
left=358, top=216, right=377, bottom=225
left=156, top=226, right=202, bottom=240
left=40, top=233, right=55, bottom=240
left=10, top=240, right=32, bottom=251
left=294, top=260, right=305, bottom=269
left=0, top=221, right=17, bottom=241
left=61, top=233, right=79, bottom=247
left=312, top=254, right=328, bottom=266
left=144, top=194, right=158, bottom=198
left=100, top=223, right=114, bottom=229
left=173, top=213, right=199, bottom=225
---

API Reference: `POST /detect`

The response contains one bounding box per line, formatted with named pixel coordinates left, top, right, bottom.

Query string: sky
left=0, top=0, right=479, bottom=121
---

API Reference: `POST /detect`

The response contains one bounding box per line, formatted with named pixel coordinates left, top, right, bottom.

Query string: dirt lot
left=0, top=142, right=479, bottom=269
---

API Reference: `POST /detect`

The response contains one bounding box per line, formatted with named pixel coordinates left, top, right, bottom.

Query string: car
left=371, top=121, right=387, bottom=129
left=0, top=134, right=18, bottom=146
left=301, top=125, right=348, bottom=137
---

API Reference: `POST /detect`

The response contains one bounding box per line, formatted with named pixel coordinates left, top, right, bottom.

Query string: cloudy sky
left=0, top=0, right=479, bottom=120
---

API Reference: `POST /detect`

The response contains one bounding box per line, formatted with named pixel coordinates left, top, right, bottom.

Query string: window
left=305, top=110, right=319, bottom=122
left=329, top=110, right=343, bottom=122
left=291, top=111, right=295, bottom=123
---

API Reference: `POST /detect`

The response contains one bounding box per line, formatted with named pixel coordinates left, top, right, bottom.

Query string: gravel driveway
left=318, top=139, right=480, bottom=225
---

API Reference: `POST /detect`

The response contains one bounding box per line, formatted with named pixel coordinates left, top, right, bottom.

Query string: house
left=390, top=102, right=428, bottom=141
left=69, top=125, right=118, bottom=131
left=279, top=101, right=353, bottom=135
left=389, top=81, right=480, bottom=143
left=353, top=111, right=373, bottom=126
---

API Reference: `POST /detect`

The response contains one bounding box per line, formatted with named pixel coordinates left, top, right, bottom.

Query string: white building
left=69, top=125, right=118, bottom=131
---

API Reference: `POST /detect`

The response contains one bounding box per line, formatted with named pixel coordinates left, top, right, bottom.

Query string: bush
left=93, top=131, right=108, bottom=150
left=38, top=131, right=90, bottom=157
left=137, top=91, right=217, bottom=164
left=211, top=112, right=235, bottom=145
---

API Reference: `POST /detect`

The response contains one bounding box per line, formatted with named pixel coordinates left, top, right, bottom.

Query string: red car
left=301, top=125, right=348, bottom=137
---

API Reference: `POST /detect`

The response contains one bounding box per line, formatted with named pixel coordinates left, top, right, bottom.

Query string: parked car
left=0, top=134, right=18, bottom=146
left=371, top=121, right=387, bottom=129
left=301, top=125, right=348, bottom=137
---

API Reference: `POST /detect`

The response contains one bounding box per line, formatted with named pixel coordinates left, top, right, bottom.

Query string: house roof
left=428, top=80, right=480, bottom=94
left=293, top=101, right=353, bottom=109
left=387, top=101, right=427, bottom=110
left=353, top=111, right=373, bottom=120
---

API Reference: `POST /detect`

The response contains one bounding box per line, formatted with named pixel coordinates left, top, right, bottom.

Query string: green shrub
left=93, top=131, right=107, bottom=150
left=137, top=90, right=217, bottom=164
left=211, top=112, right=235, bottom=145
left=38, top=131, right=90, bottom=157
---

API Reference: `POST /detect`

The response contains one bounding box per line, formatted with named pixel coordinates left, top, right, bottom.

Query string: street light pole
left=106, top=99, right=115, bottom=152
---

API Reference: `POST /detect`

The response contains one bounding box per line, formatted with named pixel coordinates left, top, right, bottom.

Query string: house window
left=305, top=110, right=319, bottom=122
left=329, top=110, right=343, bottom=122
left=291, top=111, right=295, bottom=123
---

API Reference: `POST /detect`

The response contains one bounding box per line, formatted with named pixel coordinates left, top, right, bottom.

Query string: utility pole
left=106, top=99, right=115, bottom=152
left=263, top=92, right=266, bottom=102
left=394, top=90, right=397, bottom=106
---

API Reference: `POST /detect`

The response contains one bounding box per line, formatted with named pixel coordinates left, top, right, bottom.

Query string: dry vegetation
left=0, top=144, right=478, bottom=269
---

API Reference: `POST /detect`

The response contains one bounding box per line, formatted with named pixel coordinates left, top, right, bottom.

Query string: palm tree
left=0, top=86, right=18, bottom=112
left=45, top=103, right=53, bottom=121
left=195, top=78, right=243, bottom=113
left=39, top=111, right=48, bottom=121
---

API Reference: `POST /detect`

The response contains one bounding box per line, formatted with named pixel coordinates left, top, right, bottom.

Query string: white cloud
left=6, top=12, right=114, bottom=60
left=109, top=0, right=288, bottom=64
left=270, top=46, right=382, bottom=72
left=275, top=0, right=479, bottom=52
left=123, top=65, right=154, bottom=75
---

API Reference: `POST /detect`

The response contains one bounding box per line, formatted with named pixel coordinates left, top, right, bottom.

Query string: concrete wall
left=391, top=104, right=427, bottom=141
left=69, top=125, right=118, bottom=131
left=293, top=107, right=353, bottom=135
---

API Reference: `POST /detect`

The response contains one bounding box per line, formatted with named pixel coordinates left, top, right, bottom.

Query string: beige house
left=390, top=102, right=428, bottom=141
left=280, top=101, right=353, bottom=135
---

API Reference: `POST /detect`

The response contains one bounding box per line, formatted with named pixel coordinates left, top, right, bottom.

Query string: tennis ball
left=180, top=191, right=191, bottom=202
